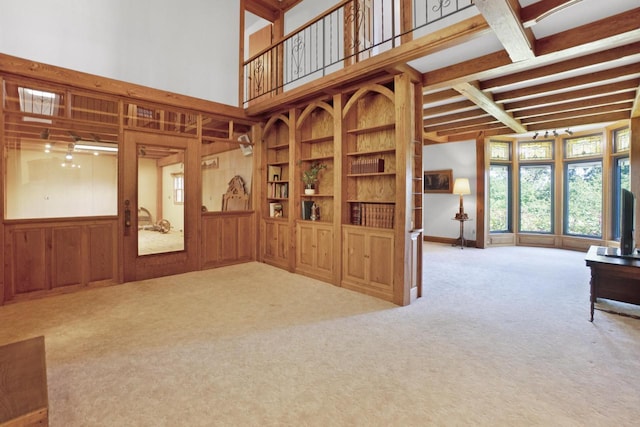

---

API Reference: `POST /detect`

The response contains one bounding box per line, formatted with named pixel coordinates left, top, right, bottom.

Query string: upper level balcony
left=243, top=0, right=474, bottom=112
left=242, top=0, right=640, bottom=142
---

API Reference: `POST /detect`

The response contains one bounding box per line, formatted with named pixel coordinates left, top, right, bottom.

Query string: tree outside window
left=489, top=164, right=510, bottom=232
left=519, top=165, right=553, bottom=233
left=565, top=161, right=602, bottom=237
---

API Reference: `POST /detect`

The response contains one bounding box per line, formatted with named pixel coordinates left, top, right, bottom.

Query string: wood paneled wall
left=3, top=218, right=117, bottom=302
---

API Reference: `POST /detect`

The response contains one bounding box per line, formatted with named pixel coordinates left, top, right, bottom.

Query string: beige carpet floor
left=1, top=243, right=639, bottom=426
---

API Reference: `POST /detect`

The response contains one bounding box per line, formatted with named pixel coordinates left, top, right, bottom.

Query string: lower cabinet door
left=296, top=222, right=333, bottom=282
left=342, top=226, right=394, bottom=301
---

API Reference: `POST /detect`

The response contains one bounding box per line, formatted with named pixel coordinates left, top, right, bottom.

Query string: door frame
left=120, top=131, right=201, bottom=282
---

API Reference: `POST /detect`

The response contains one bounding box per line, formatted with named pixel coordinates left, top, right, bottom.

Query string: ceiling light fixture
left=74, top=143, right=118, bottom=153
left=532, top=132, right=538, bottom=140
left=553, top=130, right=559, bottom=137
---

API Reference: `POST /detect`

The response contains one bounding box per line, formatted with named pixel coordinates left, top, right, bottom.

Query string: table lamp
left=453, top=178, right=471, bottom=220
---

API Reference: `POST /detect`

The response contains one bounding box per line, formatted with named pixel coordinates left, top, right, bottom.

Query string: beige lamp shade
left=453, top=178, right=471, bottom=195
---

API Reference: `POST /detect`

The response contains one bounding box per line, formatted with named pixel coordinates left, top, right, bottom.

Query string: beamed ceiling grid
left=243, top=0, right=640, bottom=144
left=420, top=0, right=640, bottom=143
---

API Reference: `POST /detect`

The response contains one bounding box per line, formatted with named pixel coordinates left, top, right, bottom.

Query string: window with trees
left=563, top=135, right=603, bottom=238
left=518, top=141, right=554, bottom=233
left=612, top=127, right=630, bottom=239
left=489, top=141, right=511, bottom=232
left=564, top=161, right=602, bottom=237
left=489, top=127, right=631, bottom=244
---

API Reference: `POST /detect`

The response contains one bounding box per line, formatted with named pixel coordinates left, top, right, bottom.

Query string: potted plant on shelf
left=302, top=161, right=327, bottom=195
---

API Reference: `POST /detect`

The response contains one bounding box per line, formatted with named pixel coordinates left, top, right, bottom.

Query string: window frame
left=172, top=172, right=185, bottom=205
left=563, top=159, right=603, bottom=238
left=518, top=163, right=555, bottom=234
left=489, top=163, right=512, bottom=233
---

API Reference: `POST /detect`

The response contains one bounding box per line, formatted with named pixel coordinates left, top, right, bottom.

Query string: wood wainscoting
left=3, top=217, right=118, bottom=304
left=201, top=211, right=255, bottom=269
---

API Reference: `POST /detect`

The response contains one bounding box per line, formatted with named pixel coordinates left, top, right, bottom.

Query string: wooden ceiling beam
left=425, top=110, right=491, bottom=126
left=520, top=0, right=583, bottom=28
left=423, top=89, right=461, bottom=104
left=423, top=100, right=477, bottom=116
left=473, top=0, right=535, bottom=62
left=481, top=42, right=640, bottom=91
left=526, top=111, right=631, bottom=131
left=536, top=8, right=640, bottom=57
left=244, top=0, right=302, bottom=21
left=504, top=79, right=640, bottom=112
left=493, top=64, right=640, bottom=103
left=432, top=121, right=508, bottom=137
left=424, top=116, right=499, bottom=133
left=520, top=102, right=633, bottom=125
left=422, top=50, right=512, bottom=91
left=453, top=81, right=527, bottom=133
left=514, top=92, right=635, bottom=119
left=444, top=127, right=511, bottom=142
left=245, top=1, right=278, bottom=22
left=423, top=132, right=449, bottom=144
left=422, top=9, right=640, bottom=92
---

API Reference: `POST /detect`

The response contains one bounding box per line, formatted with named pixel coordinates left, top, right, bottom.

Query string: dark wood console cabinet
left=585, top=245, right=640, bottom=321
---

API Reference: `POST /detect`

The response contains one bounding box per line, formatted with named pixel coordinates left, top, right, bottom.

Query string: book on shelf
left=268, top=182, right=289, bottom=199
left=350, top=202, right=362, bottom=225
left=302, top=200, right=314, bottom=220
left=269, top=202, right=284, bottom=218
left=357, top=203, right=394, bottom=228
left=350, top=158, right=384, bottom=174
left=267, top=165, right=282, bottom=181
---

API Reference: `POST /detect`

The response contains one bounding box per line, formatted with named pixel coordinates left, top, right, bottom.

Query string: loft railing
left=243, top=0, right=474, bottom=105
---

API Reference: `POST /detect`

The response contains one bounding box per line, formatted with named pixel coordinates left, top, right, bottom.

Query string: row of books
left=350, top=202, right=394, bottom=229
left=268, top=182, right=288, bottom=199
left=351, top=158, right=384, bottom=174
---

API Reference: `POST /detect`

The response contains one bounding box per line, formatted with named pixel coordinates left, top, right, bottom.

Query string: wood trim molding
left=0, top=53, right=250, bottom=123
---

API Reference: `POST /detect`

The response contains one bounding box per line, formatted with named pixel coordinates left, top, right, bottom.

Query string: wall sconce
left=453, top=178, right=471, bottom=220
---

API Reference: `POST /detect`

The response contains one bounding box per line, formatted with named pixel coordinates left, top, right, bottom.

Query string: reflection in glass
left=201, top=146, right=253, bottom=212
left=138, top=145, right=185, bottom=255
left=5, top=138, right=117, bottom=219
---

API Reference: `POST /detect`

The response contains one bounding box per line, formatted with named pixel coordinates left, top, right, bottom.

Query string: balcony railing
left=243, top=0, right=474, bottom=105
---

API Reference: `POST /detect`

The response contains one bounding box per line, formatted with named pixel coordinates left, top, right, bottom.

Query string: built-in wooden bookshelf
left=343, top=87, right=396, bottom=230
left=341, top=83, right=398, bottom=301
left=297, top=103, right=335, bottom=223
left=295, top=101, right=337, bottom=282
left=261, top=114, right=291, bottom=270
left=257, top=75, right=422, bottom=305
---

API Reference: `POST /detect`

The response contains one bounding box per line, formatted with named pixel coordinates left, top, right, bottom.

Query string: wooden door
left=122, top=131, right=200, bottom=282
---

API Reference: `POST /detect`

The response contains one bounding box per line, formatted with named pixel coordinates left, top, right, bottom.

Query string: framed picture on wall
left=424, top=169, right=452, bottom=193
